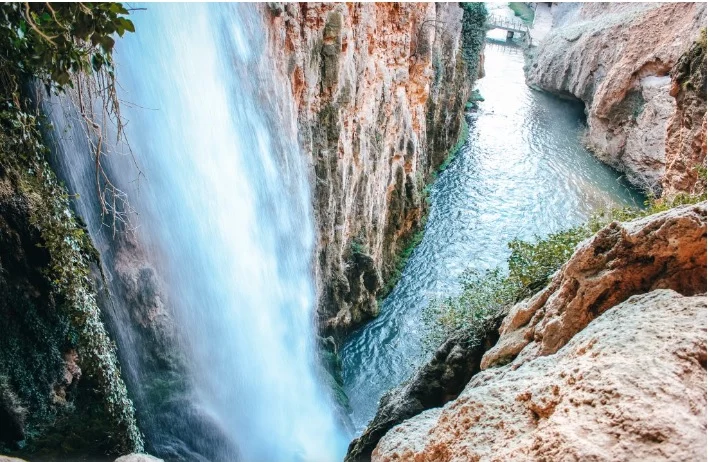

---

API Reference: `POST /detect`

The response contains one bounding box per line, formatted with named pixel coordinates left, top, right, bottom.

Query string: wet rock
left=373, top=290, right=707, bottom=461
left=345, top=324, right=502, bottom=462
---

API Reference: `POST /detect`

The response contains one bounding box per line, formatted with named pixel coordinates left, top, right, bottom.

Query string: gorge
left=0, top=3, right=705, bottom=462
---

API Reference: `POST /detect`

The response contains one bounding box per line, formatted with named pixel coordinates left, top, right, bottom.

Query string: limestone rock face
left=526, top=3, right=706, bottom=194
left=663, top=32, right=707, bottom=197
left=483, top=202, right=707, bottom=369
left=265, top=3, right=474, bottom=338
left=372, top=290, right=707, bottom=462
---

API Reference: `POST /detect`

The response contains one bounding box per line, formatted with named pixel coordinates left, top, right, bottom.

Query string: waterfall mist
left=46, top=3, right=347, bottom=461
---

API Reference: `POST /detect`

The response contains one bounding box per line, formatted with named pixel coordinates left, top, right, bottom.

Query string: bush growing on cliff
left=423, top=225, right=591, bottom=350
left=422, top=268, right=516, bottom=348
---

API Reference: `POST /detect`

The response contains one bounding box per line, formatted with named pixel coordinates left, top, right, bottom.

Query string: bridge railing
left=486, top=14, right=529, bottom=33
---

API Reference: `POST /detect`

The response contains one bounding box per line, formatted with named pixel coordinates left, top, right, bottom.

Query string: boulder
left=373, top=290, right=707, bottom=461
left=483, top=201, right=707, bottom=369
left=114, top=454, right=164, bottom=462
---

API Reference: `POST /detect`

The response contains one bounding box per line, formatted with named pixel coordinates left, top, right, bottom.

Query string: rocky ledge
left=367, top=202, right=707, bottom=461
left=373, top=290, right=706, bottom=461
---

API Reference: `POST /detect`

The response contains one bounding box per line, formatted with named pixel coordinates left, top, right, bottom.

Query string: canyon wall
left=265, top=3, right=479, bottom=339
left=0, top=112, right=143, bottom=456
left=371, top=202, right=707, bottom=461
left=526, top=3, right=706, bottom=196
left=664, top=30, right=707, bottom=197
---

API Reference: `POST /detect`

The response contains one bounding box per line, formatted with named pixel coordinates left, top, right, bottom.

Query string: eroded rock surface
left=526, top=3, right=706, bottom=194
left=266, top=3, right=477, bottom=338
left=664, top=31, right=707, bottom=197
left=373, top=290, right=707, bottom=462
left=483, top=202, right=707, bottom=369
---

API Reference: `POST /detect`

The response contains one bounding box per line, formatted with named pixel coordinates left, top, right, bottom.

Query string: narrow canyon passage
left=340, top=35, right=644, bottom=433
left=0, top=2, right=705, bottom=461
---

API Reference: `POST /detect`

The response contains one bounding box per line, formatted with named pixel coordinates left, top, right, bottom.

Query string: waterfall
left=45, top=3, right=347, bottom=461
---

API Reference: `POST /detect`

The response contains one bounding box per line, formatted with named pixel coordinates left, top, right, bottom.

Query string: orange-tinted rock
left=372, top=290, right=707, bottom=462
left=265, top=3, right=475, bottom=337
left=526, top=3, right=706, bottom=194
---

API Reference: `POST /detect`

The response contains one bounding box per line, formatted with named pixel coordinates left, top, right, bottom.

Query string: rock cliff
left=526, top=3, right=706, bottom=195
left=265, top=3, right=481, bottom=339
left=0, top=108, right=142, bottom=455
left=664, top=30, right=707, bottom=197
left=370, top=203, right=707, bottom=461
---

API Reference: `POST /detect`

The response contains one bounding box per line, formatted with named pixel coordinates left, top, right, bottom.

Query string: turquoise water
left=340, top=39, right=643, bottom=433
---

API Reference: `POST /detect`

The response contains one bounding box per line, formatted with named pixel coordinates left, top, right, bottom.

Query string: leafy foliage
left=0, top=2, right=134, bottom=91
left=0, top=2, right=142, bottom=455
left=460, top=3, right=487, bottom=80
left=507, top=226, right=591, bottom=296
left=422, top=269, right=516, bottom=349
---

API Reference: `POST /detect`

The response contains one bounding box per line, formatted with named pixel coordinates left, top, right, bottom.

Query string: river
left=340, top=28, right=644, bottom=433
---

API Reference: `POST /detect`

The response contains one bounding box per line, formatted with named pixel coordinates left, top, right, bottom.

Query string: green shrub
left=460, top=3, right=487, bottom=80
left=507, top=225, right=591, bottom=296
left=422, top=269, right=517, bottom=349
left=423, top=193, right=706, bottom=351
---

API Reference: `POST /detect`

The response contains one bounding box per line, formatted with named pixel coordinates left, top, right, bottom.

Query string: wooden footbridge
left=486, top=15, right=531, bottom=45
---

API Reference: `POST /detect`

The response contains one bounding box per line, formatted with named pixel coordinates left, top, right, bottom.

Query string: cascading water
left=46, top=3, right=347, bottom=461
